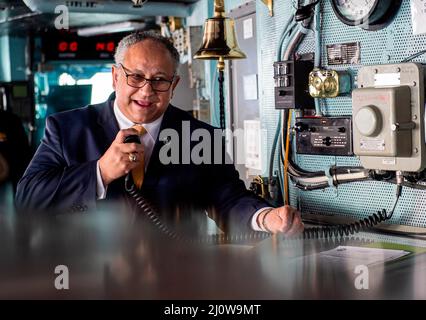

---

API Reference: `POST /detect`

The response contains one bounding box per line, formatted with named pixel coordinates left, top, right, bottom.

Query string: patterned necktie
left=131, top=124, right=147, bottom=189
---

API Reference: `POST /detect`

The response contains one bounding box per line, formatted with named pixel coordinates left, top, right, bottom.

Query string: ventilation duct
left=22, top=0, right=191, bottom=18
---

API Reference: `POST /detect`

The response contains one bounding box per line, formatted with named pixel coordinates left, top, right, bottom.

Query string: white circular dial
left=355, top=106, right=381, bottom=137
left=334, top=0, right=376, bottom=21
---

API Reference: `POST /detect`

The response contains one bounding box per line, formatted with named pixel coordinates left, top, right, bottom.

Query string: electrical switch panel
left=274, top=58, right=314, bottom=109
left=295, top=117, right=353, bottom=156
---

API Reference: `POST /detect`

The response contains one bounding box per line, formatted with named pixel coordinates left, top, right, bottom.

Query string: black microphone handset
left=123, top=134, right=141, bottom=191
left=123, top=134, right=141, bottom=144
left=123, top=135, right=397, bottom=245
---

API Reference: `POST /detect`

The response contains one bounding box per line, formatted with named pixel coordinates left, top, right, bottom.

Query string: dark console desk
left=1, top=211, right=425, bottom=299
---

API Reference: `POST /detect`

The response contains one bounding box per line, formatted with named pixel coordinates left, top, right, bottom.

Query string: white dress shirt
left=96, top=101, right=271, bottom=232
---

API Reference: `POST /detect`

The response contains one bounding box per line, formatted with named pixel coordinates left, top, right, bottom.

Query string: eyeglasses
left=119, top=63, right=175, bottom=92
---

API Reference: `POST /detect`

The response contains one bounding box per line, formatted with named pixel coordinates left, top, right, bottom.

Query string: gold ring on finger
left=128, top=153, right=137, bottom=162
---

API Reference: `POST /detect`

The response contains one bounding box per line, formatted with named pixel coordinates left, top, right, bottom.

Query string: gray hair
left=114, top=31, right=180, bottom=72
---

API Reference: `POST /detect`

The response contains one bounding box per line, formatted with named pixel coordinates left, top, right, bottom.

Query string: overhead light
left=77, top=21, right=146, bottom=37
left=132, top=0, right=148, bottom=8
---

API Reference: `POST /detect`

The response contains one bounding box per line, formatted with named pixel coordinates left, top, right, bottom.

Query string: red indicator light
left=107, top=41, right=115, bottom=52
left=96, top=42, right=105, bottom=51
left=58, top=41, right=68, bottom=52
left=69, top=41, right=78, bottom=52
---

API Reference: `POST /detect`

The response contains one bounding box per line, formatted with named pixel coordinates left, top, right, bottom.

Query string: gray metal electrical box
left=353, top=63, right=426, bottom=172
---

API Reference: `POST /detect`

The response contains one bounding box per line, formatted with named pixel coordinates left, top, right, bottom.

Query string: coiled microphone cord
left=126, top=175, right=402, bottom=244
left=300, top=185, right=401, bottom=240
left=125, top=175, right=269, bottom=244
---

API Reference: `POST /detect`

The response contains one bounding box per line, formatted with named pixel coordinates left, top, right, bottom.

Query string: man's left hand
left=260, top=205, right=304, bottom=236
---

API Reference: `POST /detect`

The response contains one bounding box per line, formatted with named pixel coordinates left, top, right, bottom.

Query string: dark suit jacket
left=16, top=93, right=269, bottom=232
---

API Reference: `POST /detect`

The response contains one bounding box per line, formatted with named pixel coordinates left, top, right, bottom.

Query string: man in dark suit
left=16, top=31, right=303, bottom=236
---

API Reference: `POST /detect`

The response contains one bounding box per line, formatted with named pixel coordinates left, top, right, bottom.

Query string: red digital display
left=44, top=33, right=121, bottom=60
left=95, top=41, right=115, bottom=52
left=58, top=41, right=78, bottom=52
left=96, top=42, right=105, bottom=51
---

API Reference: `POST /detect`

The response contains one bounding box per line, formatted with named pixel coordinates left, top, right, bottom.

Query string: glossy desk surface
left=1, top=211, right=426, bottom=299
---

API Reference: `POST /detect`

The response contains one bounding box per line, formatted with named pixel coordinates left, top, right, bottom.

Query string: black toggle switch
left=322, top=136, right=332, bottom=146
left=294, top=122, right=309, bottom=133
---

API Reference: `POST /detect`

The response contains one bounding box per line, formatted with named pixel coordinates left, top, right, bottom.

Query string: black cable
left=125, top=176, right=270, bottom=244
left=387, top=185, right=402, bottom=219
left=300, top=184, right=402, bottom=239
left=402, top=50, right=426, bottom=62
left=277, top=133, right=285, bottom=197
left=288, top=162, right=325, bottom=178
left=124, top=134, right=401, bottom=244
left=125, top=175, right=401, bottom=243
left=370, top=176, right=426, bottom=191
left=281, top=110, right=326, bottom=178
left=402, top=181, right=426, bottom=190
left=218, top=69, right=225, bottom=130
left=293, top=181, right=330, bottom=190
left=301, top=209, right=390, bottom=239
left=269, top=114, right=282, bottom=182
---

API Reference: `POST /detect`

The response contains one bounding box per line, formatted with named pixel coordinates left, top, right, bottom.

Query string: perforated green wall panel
left=255, top=0, right=426, bottom=227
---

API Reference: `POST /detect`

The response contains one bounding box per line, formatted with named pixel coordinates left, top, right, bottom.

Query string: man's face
left=112, top=39, right=180, bottom=123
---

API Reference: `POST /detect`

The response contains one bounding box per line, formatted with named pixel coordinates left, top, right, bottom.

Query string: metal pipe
left=283, top=18, right=312, bottom=60
left=290, top=170, right=370, bottom=189
left=0, top=11, right=41, bottom=24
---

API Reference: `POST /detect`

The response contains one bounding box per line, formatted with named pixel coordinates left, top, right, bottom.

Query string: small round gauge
left=331, top=0, right=402, bottom=31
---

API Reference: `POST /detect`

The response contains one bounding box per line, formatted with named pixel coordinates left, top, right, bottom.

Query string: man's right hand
left=99, top=128, right=144, bottom=186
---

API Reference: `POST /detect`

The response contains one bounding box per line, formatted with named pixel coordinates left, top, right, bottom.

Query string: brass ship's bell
left=194, top=0, right=246, bottom=70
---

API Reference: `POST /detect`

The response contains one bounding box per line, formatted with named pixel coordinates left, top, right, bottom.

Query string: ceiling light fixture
left=77, top=21, right=146, bottom=37
left=132, top=0, right=149, bottom=8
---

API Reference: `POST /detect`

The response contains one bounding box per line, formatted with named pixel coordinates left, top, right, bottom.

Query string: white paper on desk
left=315, top=246, right=410, bottom=269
